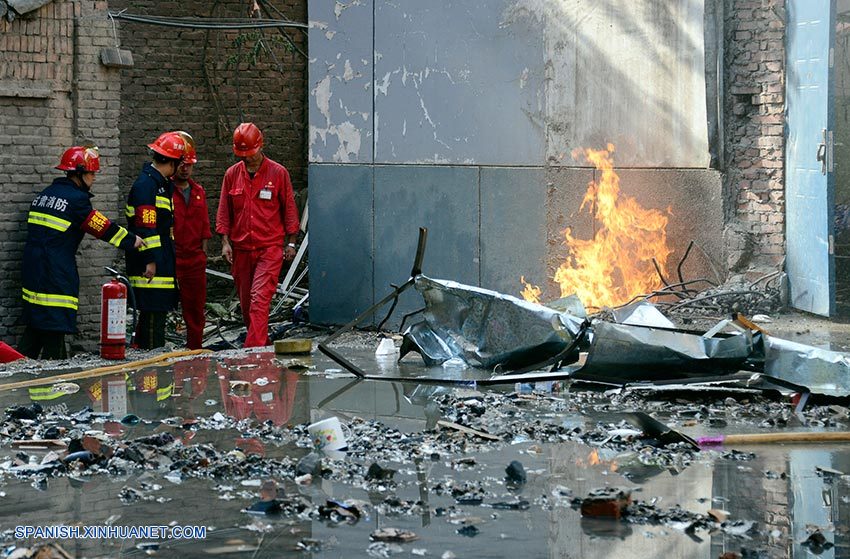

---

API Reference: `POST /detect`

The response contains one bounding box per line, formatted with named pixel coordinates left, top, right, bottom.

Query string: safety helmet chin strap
left=67, top=169, right=93, bottom=191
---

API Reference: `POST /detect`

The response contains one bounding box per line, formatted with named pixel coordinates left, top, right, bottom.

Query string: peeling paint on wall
left=334, top=0, right=362, bottom=20
left=308, top=0, right=373, bottom=163
left=309, top=0, right=711, bottom=167
left=309, top=75, right=364, bottom=163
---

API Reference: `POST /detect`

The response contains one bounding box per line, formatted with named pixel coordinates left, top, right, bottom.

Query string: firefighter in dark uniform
left=19, top=146, right=145, bottom=359
left=125, top=131, right=188, bottom=349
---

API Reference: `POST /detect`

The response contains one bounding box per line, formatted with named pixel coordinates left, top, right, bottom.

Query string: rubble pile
left=0, top=386, right=837, bottom=511
left=657, top=275, right=784, bottom=322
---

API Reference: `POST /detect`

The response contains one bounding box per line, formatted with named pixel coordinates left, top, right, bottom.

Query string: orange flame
left=575, top=449, right=619, bottom=472
left=520, top=276, right=542, bottom=304
left=522, top=144, right=671, bottom=309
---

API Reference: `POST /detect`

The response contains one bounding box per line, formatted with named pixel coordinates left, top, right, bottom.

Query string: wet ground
left=0, top=313, right=848, bottom=558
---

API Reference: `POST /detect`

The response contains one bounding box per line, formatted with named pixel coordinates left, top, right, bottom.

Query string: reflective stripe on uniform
left=28, top=386, right=66, bottom=401
left=125, top=205, right=135, bottom=218
left=109, top=226, right=129, bottom=247
left=155, top=196, right=172, bottom=211
left=22, top=288, right=78, bottom=310
left=129, top=276, right=176, bottom=289
left=137, top=235, right=161, bottom=251
left=156, top=383, right=174, bottom=401
left=28, top=212, right=71, bottom=232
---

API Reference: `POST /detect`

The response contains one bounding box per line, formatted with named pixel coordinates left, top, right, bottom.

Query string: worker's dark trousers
left=135, top=311, right=167, bottom=349
left=18, top=326, right=67, bottom=360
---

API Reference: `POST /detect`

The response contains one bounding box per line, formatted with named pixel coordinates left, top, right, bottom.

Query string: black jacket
left=125, top=163, right=178, bottom=312
left=22, top=177, right=137, bottom=333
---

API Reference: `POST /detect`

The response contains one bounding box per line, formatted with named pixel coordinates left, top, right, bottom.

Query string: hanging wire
left=108, top=11, right=308, bottom=30
left=107, top=11, right=121, bottom=47
left=256, top=0, right=308, bottom=59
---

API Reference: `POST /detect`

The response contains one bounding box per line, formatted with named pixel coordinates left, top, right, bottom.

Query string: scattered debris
left=707, top=509, right=731, bottom=523
left=366, top=462, right=396, bottom=481
left=0, top=284, right=845, bottom=559
left=504, top=460, right=526, bottom=485
left=370, top=528, right=419, bottom=543
left=801, top=529, right=834, bottom=553
left=436, top=420, right=501, bottom=441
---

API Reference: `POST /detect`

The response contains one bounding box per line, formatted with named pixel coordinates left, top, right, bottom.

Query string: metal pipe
left=318, top=228, right=428, bottom=378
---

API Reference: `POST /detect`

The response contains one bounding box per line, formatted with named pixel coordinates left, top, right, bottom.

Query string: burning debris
left=513, top=144, right=781, bottom=325
left=522, top=144, right=672, bottom=310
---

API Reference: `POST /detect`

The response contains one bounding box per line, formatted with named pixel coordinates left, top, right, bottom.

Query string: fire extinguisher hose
left=0, top=349, right=211, bottom=392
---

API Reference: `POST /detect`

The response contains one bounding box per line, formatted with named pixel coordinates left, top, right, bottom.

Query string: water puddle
left=0, top=350, right=846, bottom=557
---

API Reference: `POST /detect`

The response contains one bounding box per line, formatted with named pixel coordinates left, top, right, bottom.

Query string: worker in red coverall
left=216, top=123, right=300, bottom=347
left=172, top=132, right=211, bottom=349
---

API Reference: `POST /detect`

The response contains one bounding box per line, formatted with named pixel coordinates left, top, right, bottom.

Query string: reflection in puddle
left=0, top=351, right=845, bottom=557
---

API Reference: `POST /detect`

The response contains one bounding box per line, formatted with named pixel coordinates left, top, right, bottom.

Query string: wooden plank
left=437, top=420, right=501, bottom=441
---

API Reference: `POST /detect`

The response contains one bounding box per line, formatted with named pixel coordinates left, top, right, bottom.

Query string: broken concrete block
left=580, top=487, right=632, bottom=519
left=370, top=527, right=419, bottom=542
left=707, top=508, right=730, bottom=523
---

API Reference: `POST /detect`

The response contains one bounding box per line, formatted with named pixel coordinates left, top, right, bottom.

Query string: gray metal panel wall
left=373, top=166, right=480, bottom=328
left=308, top=0, right=712, bottom=167
left=480, top=167, right=547, bottom=296
left=308, top=165, right=374, bottom=325
left=306, top=164, right=725, bottom=325
left=373, top=0, right=545, bottom=165
left=510, top=0, right=710, bottom=167
left=308, top=0, right=374, bottom=163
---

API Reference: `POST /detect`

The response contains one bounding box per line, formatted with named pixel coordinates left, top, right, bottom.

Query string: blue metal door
left=786, top=0, right=836, bottom=316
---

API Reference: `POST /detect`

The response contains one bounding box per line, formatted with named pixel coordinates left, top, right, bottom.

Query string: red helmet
left=148, top=131, right=187, bottom=160
left=56, top=146, right=100, bottom=172
left=232, top=123, right=263, bottom=157
left=175, top=131, right=197, bottom=164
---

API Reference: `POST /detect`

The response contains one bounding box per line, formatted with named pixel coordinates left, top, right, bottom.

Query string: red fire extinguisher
left=101, top=278, right=127, bottom=359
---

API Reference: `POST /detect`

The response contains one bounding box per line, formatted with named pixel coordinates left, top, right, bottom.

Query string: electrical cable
left=108, top=11, right=308, bottom=30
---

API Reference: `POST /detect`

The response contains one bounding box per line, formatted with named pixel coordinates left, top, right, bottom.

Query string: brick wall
left=0, top=1, right=124, bottom=352
left=723, top=0, right=786, bottom=273
left=0, top=0, right=307, bottom=353
left=108, top=0, right=308, bottom=243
